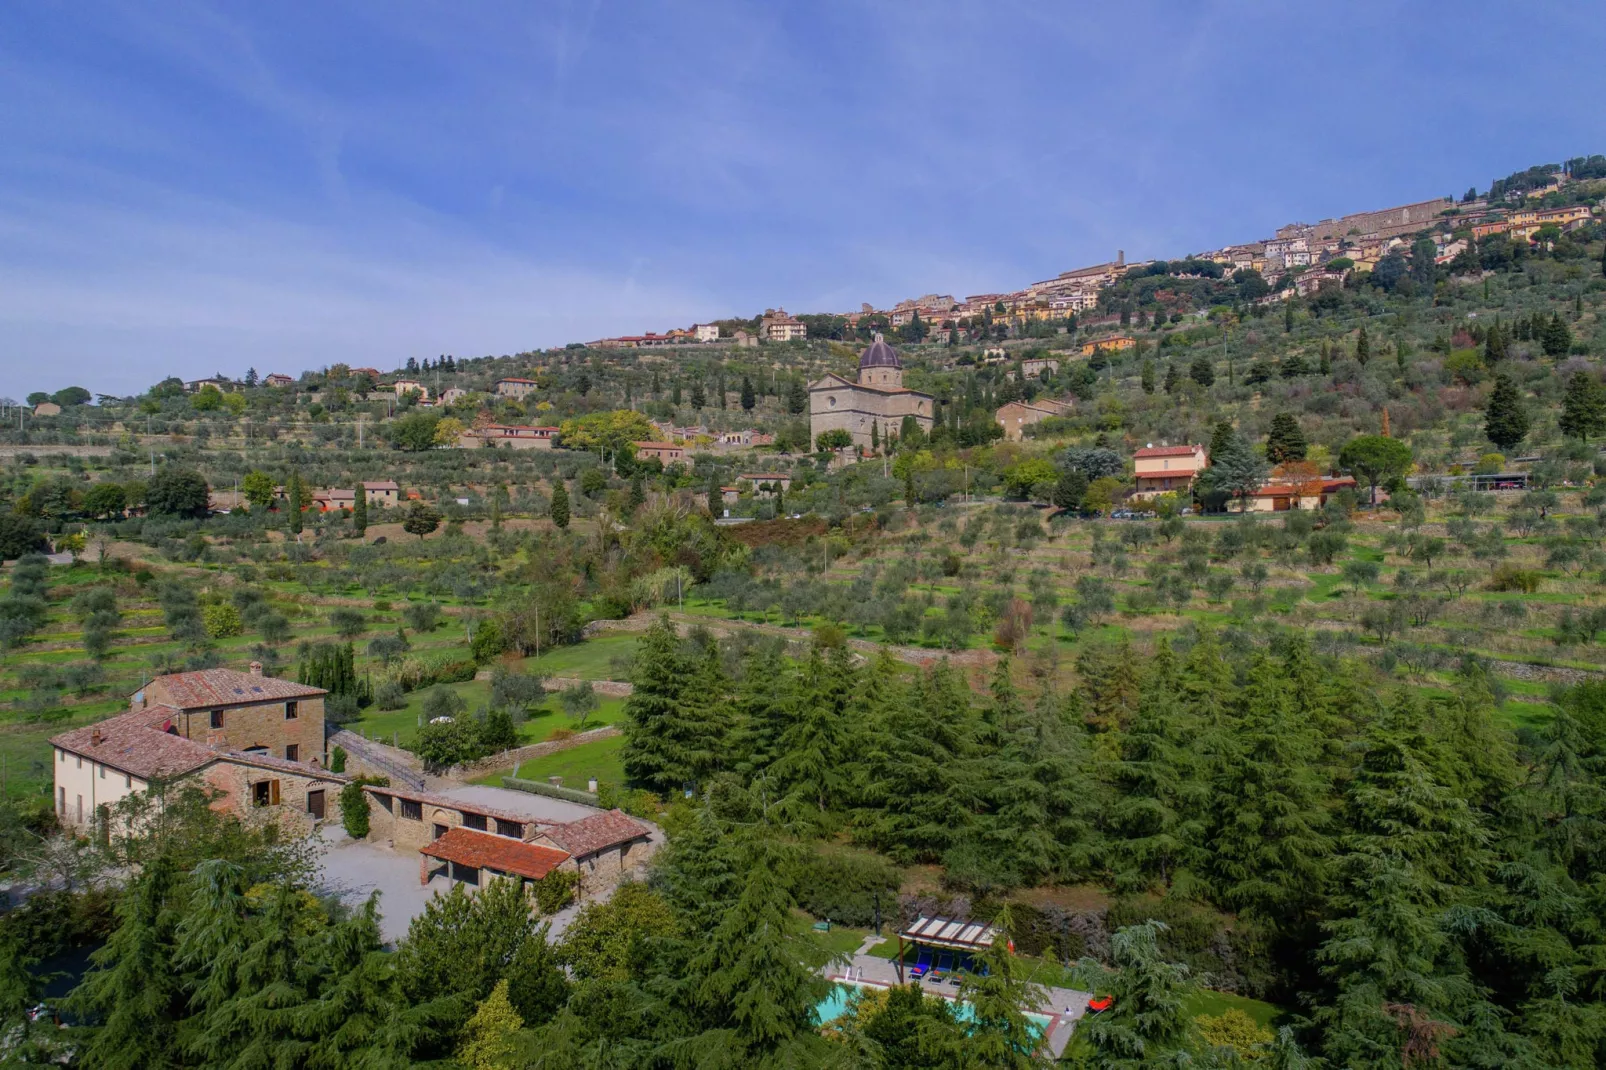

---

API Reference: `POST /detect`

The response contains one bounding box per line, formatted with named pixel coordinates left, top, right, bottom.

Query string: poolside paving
left=827, top=952, right=1092, bottom=1059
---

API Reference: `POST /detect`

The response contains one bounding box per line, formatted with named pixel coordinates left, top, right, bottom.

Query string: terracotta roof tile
left=544, top=809, right=652, bottom=858
left=1134, top=445, right=1205, bottom=458
left=367, top=786, right=538, bottom=830
left=421, top=827, right=570, bottom=880
left=143, top=668, right=325, bottom=709
left=51, top=705, right=218, bottom=780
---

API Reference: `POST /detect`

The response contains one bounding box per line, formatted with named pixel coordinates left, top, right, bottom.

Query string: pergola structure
left=894, top=914, right=999, bottom=983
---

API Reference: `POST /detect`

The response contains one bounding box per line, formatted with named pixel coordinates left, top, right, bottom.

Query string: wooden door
left=307, top=789, right=326, bottom=820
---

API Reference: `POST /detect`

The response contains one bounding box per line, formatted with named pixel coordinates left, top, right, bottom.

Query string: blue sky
left=1, top=1, right=1603, bottom=399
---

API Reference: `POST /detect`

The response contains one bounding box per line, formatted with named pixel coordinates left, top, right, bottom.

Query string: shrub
left=340, top=781, right=370, bottom=838
left=330, top=745, right=347, bottom=773
left=1488, top=565, right=1542, bottom=593
left=374, top=679, right=408, bottom=710
left=202, top=603, right=243, bottom=639
left=1196, top=1009, right=1273, bottom=1060
left=533, top=870, right=580, bottom=916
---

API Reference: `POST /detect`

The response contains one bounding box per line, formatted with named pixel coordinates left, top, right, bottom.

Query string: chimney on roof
left=249, top=661, right=263, bottom=676
left=91, top=727, right=102, bottom=746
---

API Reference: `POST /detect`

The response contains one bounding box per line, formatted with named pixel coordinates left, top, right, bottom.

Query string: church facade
left=808, top=335, right=935, bottom=451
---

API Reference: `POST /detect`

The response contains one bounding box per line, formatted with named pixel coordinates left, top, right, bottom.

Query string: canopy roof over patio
left=898, top=915, right=999, bottom=952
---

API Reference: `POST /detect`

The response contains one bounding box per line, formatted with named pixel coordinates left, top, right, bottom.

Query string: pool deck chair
left=894, top=914, right=1000, bottom=985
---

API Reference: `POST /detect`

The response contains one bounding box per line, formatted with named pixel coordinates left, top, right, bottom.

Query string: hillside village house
left=739, top=472, right=792, bottom=496
left=311, top=488, right=357, bottom=512
left=1132, top=444, right=1210, bottom=500
left=362, top=480, right=401, bottom=507
left=1079, top=335, right=1136, bottom=357
left=1021, top=356, right=1061, bottom=378
left=361, top=785, right=655, bottom=896
left=760, top=308, right=807, bottom=342
left=632, top=441, right=686, bottom=465
left=995, top=399, right=1072, bottom=442
left=393, top=379, right=429, bottom=400
left=263, top=373, right=295, bottom=388
left=439, top=387, right=468, bottom=405
left=693, top=323, right=720, bottom=342
left=495, top=377, right=539, bottom=399
left=809, top=335, right=935, bottom=452
left=52, top=665, right=345, bottom=834
left=1234, top=474, right=1359, bottom=512
left=459, top=424, right=558, bottom=450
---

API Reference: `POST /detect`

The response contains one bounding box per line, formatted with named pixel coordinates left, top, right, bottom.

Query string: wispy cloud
left=0, top=0, right=1601, bottom=397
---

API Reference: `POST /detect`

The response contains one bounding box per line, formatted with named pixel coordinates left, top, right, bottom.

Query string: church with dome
left=808, top=334, right=935, bottom=452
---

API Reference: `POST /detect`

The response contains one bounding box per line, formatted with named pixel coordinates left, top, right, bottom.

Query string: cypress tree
left=740, top=375, right=755, bottom=411
left=549, top=480, right=569, bottom=529
left=287, top=470, right=305, bottom=535
left=1189, top=354, right=1215, bottom=387
left=1484, top=318, right=1507, bottom=363
left=1484, top=372, right=1529, bottom=451
left=627, top=474, right=646, bottom=514
left=690, top=380, right=706, bottom=410
left=706, top=475, right=721, bottom=517
left=1284, top=300, right=1294, bottom=333
left=352, top=482, right=367, bottom=535
left=1542, top=313, right=1573, bottom=357
left=1163, top=363, right=1180, bottom=394
left=1320, top=341, right=1332, bottom=375
left=1355, top=325, right=1370, bottom=365
left=1265, top=411, right=1308, bottom=463
left=1559, top=371, right=1606, bottom=441
left=1141, top=358, right=1156, bottom=394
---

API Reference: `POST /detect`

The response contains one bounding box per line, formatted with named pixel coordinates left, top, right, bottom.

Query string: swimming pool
left=814, top=980, right=1054, bottom=1038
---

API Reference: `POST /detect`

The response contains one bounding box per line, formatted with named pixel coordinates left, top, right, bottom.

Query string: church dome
left=858, top=333, right=902, bottom=370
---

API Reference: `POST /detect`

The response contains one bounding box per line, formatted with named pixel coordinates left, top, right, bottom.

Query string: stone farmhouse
left=1132, top=444, right=1210, bottom=499
left=361, top=785, right=655, bottom=896
left=51, top=665, right=346, bottom=836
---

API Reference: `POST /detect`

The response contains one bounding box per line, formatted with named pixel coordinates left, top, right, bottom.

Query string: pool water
left=814, top=980, right=1052, bottom=1038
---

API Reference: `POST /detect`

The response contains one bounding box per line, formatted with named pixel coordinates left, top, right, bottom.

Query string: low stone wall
left=452, top=724, right=622, bottom=777
left=543, top=677, right=633, bottom=697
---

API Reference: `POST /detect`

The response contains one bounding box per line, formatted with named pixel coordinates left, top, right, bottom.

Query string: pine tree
left=677, top=835, right=831, bottom=1064
left=690, top=380, right=706, bottom=409
left=772, top=644, right=857, bottom=818
left=786, top=378, right=807, bottom=414
left=68, top=854, right=185, bottom=1069
left=1315, top=698, right=1493, bottom=1068
left=620, top=617, right=728, bottom=794
left=1209, top=655, right=1332, bottom=922
left=458, top=979, right=523, bottom=1070
left=1265, top=411, right=1308, bottom=463
left=740, top=375, right=755, bottom=411
left=958, top=905, right=1051, bottom=1068
left=1105, top=662, right=1205, bottom=890
left=352, top=482, right=367, bottom=535
left=1189, top=354, right=1215, bottom=387
left=1559, top=372, right=1606, bottom=441
left=1079, top=920, right=1194, bottom=1068
left=1542, top=313, right=1573, bottom=357
left=1484, top=372, right=1530, bottom=451
left=548, top=480, right=570, bottom=529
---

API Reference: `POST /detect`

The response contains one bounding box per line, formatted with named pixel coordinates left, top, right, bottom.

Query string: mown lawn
left=475, top=733, right=627, bottom=789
